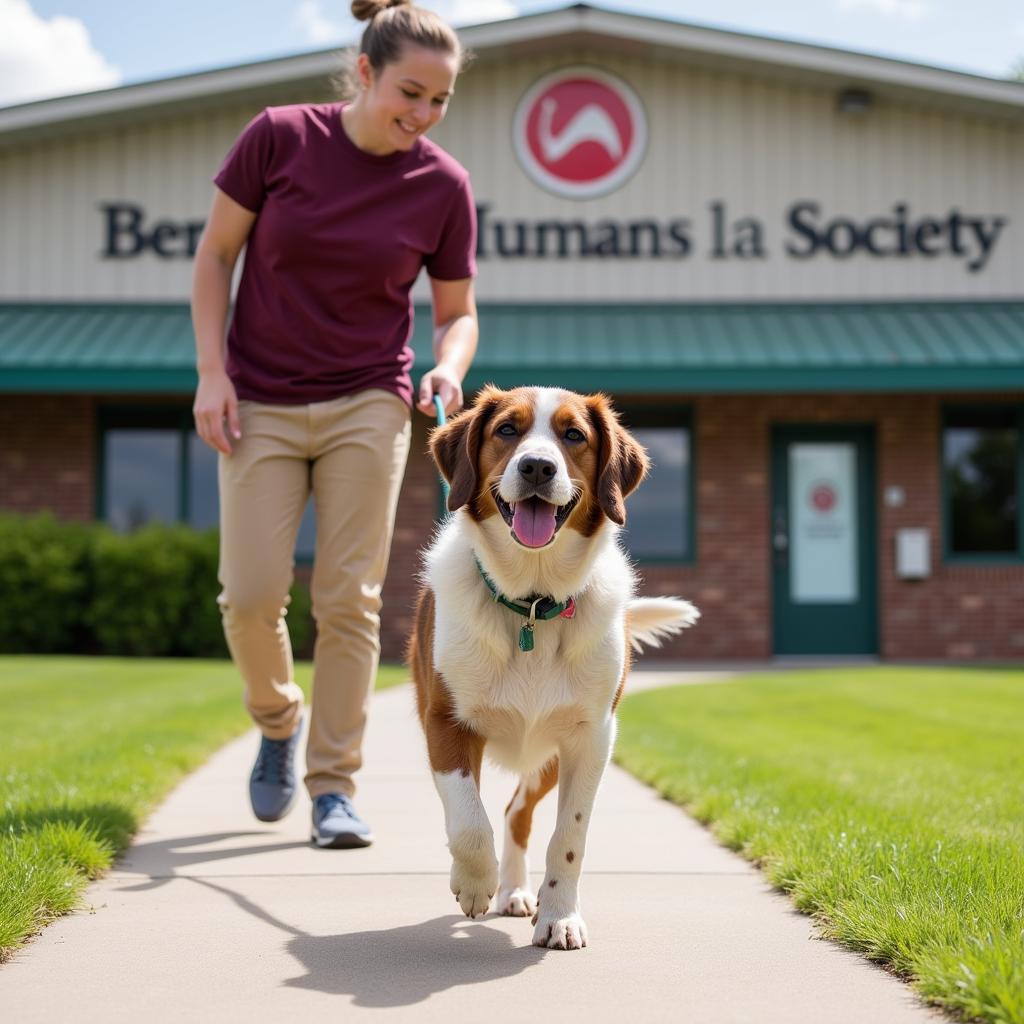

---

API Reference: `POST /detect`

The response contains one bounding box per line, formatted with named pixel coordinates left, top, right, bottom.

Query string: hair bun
left=351, top=0, right=410, bottom=22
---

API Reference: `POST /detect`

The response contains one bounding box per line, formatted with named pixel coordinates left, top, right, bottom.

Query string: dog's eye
left=496, top=423, right=519, bottom=437
left=564, top=428, right=586, bottom=443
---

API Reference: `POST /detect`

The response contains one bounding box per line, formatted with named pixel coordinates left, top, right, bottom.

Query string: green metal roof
left=1, top=301, right=1023, bottom=394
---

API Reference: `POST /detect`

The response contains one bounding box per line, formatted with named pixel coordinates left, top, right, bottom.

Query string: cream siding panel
left=0, top=151, right=10, bottom=293
left=0, top=55, right=1021, bottom=302
left=0, top=104, right=261, bottom=301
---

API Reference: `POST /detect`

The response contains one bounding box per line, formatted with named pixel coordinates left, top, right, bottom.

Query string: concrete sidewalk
left=0, top=677, right=940, bottom=1023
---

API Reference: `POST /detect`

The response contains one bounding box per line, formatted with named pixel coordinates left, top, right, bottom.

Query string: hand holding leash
left=416, top=365, right=463, bottom=417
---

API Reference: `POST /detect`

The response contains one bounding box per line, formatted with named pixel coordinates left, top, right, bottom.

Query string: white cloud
left=295, top=1, right=346, bottom=45
left=837, top=0, right=931, bottom=21
left=441, top=0, right=519, bottom=25
left=0, top=0, right=120, bottom=107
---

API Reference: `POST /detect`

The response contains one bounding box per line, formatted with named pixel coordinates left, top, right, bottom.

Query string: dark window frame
left=617, top=403, right=696, bottom=566
left=941, top=403, right=1023, bottom=564
left=96, top=404, right=319, bottom=560
left=96, top=404, right=318, bottom=563
left=96, top=405, right=194, bottom=525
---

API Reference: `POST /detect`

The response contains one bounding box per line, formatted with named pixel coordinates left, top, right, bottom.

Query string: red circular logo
left=513, top=67, right=647, bottom=199
left=811, top=484, right=838, bottom=512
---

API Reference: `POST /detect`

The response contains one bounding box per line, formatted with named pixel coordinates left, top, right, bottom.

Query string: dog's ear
left=430, top=385, right=504, bottom=513
left=587, top=394, right=649, bottom=526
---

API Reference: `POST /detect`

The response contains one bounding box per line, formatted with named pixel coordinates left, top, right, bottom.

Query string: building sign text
left=99, top=199, right=1009, bottom=273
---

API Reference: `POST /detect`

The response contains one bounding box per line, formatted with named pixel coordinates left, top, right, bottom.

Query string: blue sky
left=3, top=0, right=1023, bottom=108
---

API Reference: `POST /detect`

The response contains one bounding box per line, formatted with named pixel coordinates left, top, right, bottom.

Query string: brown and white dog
left=408, top=385, right=699, bottom=949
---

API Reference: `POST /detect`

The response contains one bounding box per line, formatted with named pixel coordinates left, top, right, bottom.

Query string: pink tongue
left=512, top=497, right=557, bottom=548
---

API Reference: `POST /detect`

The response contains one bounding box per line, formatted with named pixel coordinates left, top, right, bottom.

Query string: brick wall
left=624, top=392, right=1024, bottom=662
left=0, top=394, right=95, bottom=519
left=878, top=394, right=1024, bottom=660
left=3, top=390, right=1022, bottom=662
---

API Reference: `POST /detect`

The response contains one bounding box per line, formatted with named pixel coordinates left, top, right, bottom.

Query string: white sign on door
left=790, top=443, right=858, bottom=604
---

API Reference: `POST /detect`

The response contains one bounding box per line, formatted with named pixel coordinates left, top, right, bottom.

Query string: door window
left=789, top=442, right=858, bottom=603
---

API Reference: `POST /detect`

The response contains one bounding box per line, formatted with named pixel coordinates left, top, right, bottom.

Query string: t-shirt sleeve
left=425, top=175, right=478, bottom=281
left=213, top=109, right=275, bottom=213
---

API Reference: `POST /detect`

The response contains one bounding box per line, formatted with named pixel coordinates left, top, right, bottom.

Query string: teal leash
left=433, top=395, right=450, bottom=507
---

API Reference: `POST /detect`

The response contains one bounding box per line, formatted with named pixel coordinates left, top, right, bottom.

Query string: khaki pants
left=217, top=389, right=411, bottom=800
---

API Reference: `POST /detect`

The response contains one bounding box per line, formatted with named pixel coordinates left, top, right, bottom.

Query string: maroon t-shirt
left=213, top=103, right=477, bottom=405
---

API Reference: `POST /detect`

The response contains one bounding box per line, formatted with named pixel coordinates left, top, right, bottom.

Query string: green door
left=771, top=426, right=878, bottom=655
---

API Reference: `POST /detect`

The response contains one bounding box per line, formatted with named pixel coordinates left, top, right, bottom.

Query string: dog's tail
left=627, top=597, right=700, bottom=652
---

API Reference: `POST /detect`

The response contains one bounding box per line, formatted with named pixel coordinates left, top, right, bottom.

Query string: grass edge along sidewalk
left=0, top=656, right=407, bottom=962
left=615, top=666, right=1024, bottom=1024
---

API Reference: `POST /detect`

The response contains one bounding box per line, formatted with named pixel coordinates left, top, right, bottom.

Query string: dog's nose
left=518, top=456, right=557, bottom=485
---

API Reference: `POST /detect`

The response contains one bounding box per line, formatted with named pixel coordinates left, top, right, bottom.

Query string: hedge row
left=0, top=513, right=312, bottom=657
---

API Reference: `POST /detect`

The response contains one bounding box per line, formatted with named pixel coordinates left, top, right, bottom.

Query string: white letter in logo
left=538, top=98, right=623, bottom=163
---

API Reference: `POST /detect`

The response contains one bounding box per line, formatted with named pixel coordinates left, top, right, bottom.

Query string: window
left=99, top=407, right=317, bottom=560
left=618, top=410, right=693, bottom=562
left=187, top=430, right=220, bottom=530
left=943, top=406, right=1021, bottom=559
left=105, top=428, right=182, bottom=531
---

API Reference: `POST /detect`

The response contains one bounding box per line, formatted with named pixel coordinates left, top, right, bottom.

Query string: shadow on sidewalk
left=113, top=831, right=313, bottom=889
left=285, top=917, right=546, bottom=1004
left=192, top=876, right=548, bottom=1005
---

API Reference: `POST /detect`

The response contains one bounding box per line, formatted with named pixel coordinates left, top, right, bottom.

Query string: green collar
left=475, top=559, right=576, bottom=652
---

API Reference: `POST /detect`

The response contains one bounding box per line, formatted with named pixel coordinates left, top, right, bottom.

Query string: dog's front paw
left=532, top=909, right=588, bottom=950
left=448, top=828, right=498, bottom=918
left=496, top=886, right=536, bottom=917
left=450, top=859, right=497, bottom=917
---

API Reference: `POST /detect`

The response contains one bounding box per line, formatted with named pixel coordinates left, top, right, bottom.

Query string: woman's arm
left=417, top=276, right=479, bottom=416
left=190, top=187, right=257, bottom=454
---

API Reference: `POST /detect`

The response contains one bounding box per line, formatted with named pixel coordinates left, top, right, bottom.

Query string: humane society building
left=2, top=5, right=1023, bottom=662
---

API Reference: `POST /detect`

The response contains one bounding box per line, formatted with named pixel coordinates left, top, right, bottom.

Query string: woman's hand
left=422, top=277, right=476, bottom=418
left=417, top=363, right=464, bottom=417
left=193, top=370, right=240, bottom=455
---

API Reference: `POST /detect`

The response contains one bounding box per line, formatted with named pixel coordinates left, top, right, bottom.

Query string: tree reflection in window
left=944, top=413, right=1017, bottom=555
left=105, top=429, right=179, bottom=532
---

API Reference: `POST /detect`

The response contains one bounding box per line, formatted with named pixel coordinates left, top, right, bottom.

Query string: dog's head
left=430, top=385, right=649, bottom=550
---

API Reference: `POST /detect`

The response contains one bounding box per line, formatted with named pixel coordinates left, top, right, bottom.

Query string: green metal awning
left=1, top=300, right=1023, bottom=394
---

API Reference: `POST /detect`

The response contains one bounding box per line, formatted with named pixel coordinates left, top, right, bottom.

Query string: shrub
left=0, top=514, right=313, bottom=658
left=0, top=513, right=92, bottom=653
left=87, top=524, right=196, bottom=656
left=175, top=528, right=228, bottom=659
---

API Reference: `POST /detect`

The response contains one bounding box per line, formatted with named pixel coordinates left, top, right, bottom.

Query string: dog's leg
left=425, top=709, right=498, bottom=918
left=497, top=758, right=558, bottom=917
left=531, top=716, right=615, bottom=950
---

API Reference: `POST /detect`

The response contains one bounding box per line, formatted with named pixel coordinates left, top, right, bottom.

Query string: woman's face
left=359, top=44, right=459, bottom=153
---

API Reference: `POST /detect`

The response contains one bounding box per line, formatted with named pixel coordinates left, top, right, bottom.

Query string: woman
left=191, top=0, right=477, bottom=848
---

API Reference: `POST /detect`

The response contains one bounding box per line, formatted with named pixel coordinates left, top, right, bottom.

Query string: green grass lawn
left=615, top=666, right=1024, bottom=1024
left=0, top=655, right=409, bottom=961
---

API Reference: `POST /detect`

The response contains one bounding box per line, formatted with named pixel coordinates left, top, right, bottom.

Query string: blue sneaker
left=248, top=725, right=301, bottom=823
left=311, top=793, right=373, bottom=849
